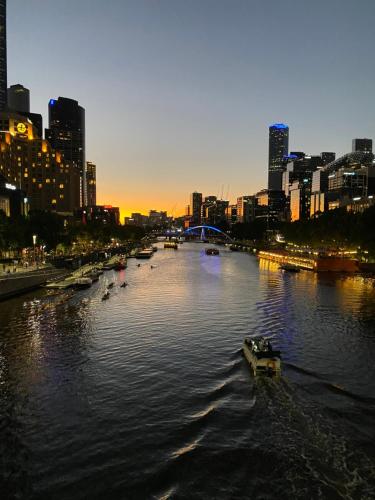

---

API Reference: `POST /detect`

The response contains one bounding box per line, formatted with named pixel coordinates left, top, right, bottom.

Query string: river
left=1, top=242, right=375, bottom=499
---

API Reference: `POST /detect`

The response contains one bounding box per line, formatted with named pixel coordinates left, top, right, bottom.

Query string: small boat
left=114, top=261, right=127, bottom=271
left=164, top=242, right=178, bottom=249
left=243, top=336, right=281, bottom=375
left=205, top=248, right=219, bottom=256
left=136, top=249, right=154, bottom=259
left=102, top=290, right=110, bottom=300
left=152, top=246, right=158, bottom=252
left=107, top=282, right=114, bottom=289
left=280, top=263, right=300, bottom=273
left=137, top=263, right=141, bottom=268
left=120, top=281, right=128, bottom=288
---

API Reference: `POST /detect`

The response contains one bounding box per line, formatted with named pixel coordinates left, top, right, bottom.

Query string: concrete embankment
left=0, top=268, right=70, bottom=301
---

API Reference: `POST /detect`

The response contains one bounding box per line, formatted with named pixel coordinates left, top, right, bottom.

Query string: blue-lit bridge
left=145, top=225, right=233, bottom=241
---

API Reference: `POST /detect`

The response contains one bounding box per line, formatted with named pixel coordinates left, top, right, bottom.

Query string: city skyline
left=7, top=0, right=375, bottom=217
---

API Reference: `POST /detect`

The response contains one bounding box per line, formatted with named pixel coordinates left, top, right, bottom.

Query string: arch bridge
left=183, top=225, right=232, bottom=241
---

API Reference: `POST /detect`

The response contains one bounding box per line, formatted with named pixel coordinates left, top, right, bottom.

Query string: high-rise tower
left=268, top=123, right=289, bottom=191
left=0, top=0, right=7, bottom=111
left=45, top=97, right=85, bottom=207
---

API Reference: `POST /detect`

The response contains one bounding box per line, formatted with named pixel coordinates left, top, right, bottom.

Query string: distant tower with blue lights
left=0, top=0, right=7, bottom=111
left=268, top=123, right=289, bottom=191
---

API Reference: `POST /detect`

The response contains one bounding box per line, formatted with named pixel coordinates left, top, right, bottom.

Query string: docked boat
left=243, top=336, right=281, bottom=375
left=152, top=246, right=158, bottom=252
left=164, top=242, right=178, bottom=249
left=114, top=260, right=127, bottom=271
left=205, top=248, right=219, bottom=256
left=102, top=290, right=110, bottom=300
left=136, top=248, right=154, bottom=259
left=280, top=263, right=300, bottom=273
left=73, top=277, right=92, bottom=289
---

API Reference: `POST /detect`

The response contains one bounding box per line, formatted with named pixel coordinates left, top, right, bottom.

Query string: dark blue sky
left=8, top=0, right=375, bottom=215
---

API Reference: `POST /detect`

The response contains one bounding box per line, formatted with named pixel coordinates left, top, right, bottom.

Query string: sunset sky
left=8, top=0, right=375, bottom=219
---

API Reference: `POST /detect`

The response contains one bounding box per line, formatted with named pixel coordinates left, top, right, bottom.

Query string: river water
left=1, top=242, right=375, bottom=499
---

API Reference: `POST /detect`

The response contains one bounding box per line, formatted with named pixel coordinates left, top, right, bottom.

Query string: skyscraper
left=45, top=97, right=85, bottom=207
left=7, top=84, right=43, bottom=138
left=86, top=161, right=97, bottom=206
left=352, top=138, right=372, bottom=154
left=7, top=84, right=30, bottom=112
left=268, top=123, right=289, bottom=191
left=190, top=192, right=202, bottom=225
left=0, top=0, right=7, bottom=111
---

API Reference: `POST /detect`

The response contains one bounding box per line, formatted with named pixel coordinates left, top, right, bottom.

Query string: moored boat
left=243, top=336, right=281, bottom=375
left=114, top=260, right=127, bottom=271
left=205, top=248, right=219, bottom=255
left=164, top=242, right=178, bottom=249
left=136, top=248, right=154, bottom=259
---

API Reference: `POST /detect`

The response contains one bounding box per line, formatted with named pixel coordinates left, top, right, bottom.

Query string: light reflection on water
left=0, top=243, right=375, bottom=499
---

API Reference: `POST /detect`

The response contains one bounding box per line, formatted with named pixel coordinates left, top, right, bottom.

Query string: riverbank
left=0, top=266, right=71, bottom=301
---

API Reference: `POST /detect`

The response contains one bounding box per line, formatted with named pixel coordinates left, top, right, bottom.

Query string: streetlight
left=32, top=234, right=37, bottom=266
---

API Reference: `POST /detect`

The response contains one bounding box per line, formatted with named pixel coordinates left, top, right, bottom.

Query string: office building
left=46, top=97, right=85, bottom=207
left=0, top=112, right=80, bottom=214
left=226, top=204, right=237, bottom=225
left=321, top=152, right=336, bottom=165
left=124, top=213, right=149, bottom=227
left=7, top=84, right=29, bottom=113
left=352, top=138, right=372, bottom=154
left=77, top=205, right=120, bottom=225
left=190, top=192, right=202, bottom=225
left=86, top=161, right=96, bottom=206
left=0, top=0, right=6, bottom=111
left=6, top=84, right=43, bottom=138
left=268, top=123, right=289, bottom=191
left=201, top=196, right=229, bottom=226
left=236, top=195, right=257, bottom=223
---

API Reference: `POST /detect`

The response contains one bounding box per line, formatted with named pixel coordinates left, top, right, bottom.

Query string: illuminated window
left=46, top=179, right=50, bottom=183
left=38, top=184, right=42, bottom=189
left=59, top=184, right=64, bottom=189
left=24, top=173, right=28, bottom=178
left=59, top=194, right=64, bottom=199
left=52, top=199, right=57, bottom=204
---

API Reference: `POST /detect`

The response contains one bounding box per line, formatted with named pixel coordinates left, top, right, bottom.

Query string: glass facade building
left=268, top=123, right=289, bottom=191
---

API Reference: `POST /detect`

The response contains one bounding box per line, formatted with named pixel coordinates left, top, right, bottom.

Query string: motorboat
left=120, top=281, right=128, bottom=288
left=107, top=282, right=114, bottom=289
left=280, top=263, right=300, bottom=273
left=102, top=290, right=110, bottom=300
left=114, top=260, right=127, bottom=271
left=136, top=249, right=154, bottom=259
left=205, top=248, right=219, bottom=256
left=243, top=336, right=281, bottom=375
